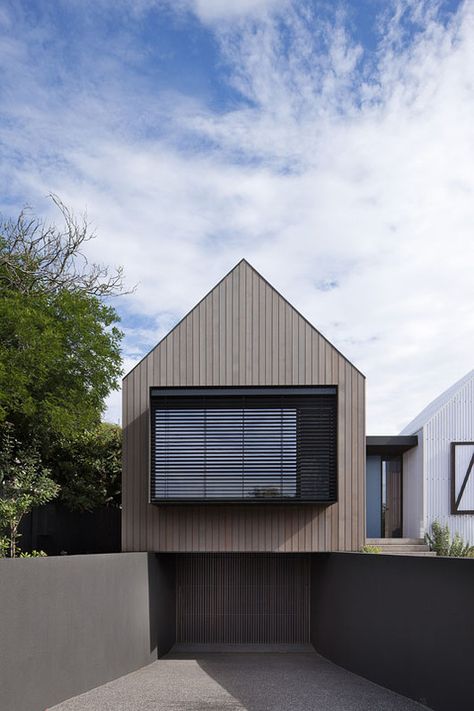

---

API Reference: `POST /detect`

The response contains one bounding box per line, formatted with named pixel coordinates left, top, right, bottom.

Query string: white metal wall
left=423, top=376, right=474, bottom=543
left=402, top=430, right=424, bottom=538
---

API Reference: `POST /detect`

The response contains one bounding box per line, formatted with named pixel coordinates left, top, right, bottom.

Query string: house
left=123, top=259, right=469, bottom=646
left=122, top=259, right=366, bottom=556
left=122, top=259, right=366, bottom=646
left=400, top=370, right=474, bottom=542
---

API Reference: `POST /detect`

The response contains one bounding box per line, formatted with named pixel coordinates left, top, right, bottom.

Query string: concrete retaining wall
left=311, top=553, right=474, bottom=711
left=2, top=550, right=472, bottom=711
left=0, top=552, right=174, bottom=711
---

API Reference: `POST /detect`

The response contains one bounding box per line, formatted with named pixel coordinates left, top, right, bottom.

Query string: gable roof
left=400, top=369, right=474, bottom=435
left=124, top=258, right=364, bottom=380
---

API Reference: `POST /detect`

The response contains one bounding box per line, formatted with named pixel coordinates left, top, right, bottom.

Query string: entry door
left=176, top=553, right=310, bottom=644
left=366, top=455, right=402, bottom=538
left=384, top=459, right=402, bottom=538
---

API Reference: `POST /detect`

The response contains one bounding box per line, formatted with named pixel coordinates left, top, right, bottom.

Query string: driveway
left=51, top=652, right=431, bottom=711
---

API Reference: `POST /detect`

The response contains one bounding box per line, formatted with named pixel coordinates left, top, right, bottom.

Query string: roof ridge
left=400, top=369, right=474, bottom=434
left=123, top=258, right=365, bottom=380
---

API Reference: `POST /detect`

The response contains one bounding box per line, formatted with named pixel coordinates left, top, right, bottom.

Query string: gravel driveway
left=51, top=651, right=431, bottom=711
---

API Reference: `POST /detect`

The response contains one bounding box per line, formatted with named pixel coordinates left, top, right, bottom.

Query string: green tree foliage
left=49, top=423, right=122, bottom=512
left=0, top=424, right=59, bottom=557
left=0, top=197, right=125, bottom=449
left=425, top=520, right=474, bottom=557
left=0, top=196, right=128, bottom=512
left=0, top=289, right=122, bottom=446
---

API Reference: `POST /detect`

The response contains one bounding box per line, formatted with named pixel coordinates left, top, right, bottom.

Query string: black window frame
left=451, top=441, right=474, bottom=515
left=149, top=386, right=338, bottom=505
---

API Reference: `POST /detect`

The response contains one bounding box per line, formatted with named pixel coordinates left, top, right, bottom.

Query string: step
left=172, top=643, right=315, bottom=654
left=375, top=545, right=430, bottom=552
left=366, top=538, right=424, bottom=545
left=377, top=550, right=437, bottom=557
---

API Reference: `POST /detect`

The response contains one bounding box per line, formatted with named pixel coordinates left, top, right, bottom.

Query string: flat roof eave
left=366, top=435, right=418, bottom=456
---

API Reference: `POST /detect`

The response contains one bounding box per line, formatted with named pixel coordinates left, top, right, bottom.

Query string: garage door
left=176, top=553, right=310, bottom=644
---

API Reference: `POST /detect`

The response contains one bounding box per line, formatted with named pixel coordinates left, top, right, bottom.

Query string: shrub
left=0, top=535, right=8, bottom=558
left=425, top=521, right=474, bottom=557
left=0, top=424, right=59, bottom=556
left=360, top=544, right=382, bottom=554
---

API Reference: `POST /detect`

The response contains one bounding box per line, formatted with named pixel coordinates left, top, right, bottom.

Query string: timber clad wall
left=176, top=554, right=310, bottom=644
left=122, top=260, right=366, bottom=552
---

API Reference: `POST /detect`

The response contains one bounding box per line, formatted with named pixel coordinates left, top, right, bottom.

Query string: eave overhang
left=366, top=435, right=418, bottom=457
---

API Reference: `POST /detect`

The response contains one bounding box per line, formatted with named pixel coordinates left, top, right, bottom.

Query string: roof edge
left=400, top=369, right=474, bottom=435
left=123, top=258, right=365, bottom=381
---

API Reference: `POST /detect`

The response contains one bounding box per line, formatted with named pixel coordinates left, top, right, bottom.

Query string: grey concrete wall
left=0, top=552, right=175, bottom=711
left=311, top=553, right=474, bottom=711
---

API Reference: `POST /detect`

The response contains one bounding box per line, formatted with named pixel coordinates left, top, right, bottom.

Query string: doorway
left=366, top=455, right=402, bottom=538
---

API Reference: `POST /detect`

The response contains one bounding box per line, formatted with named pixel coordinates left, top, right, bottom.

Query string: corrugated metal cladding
left=122, top=259, right=366, bottom=552
left=176, top=553, right=310, bottom=644
left=402, top=430, right=424, bottom=538
left=424, top=375, right=474, bottom=541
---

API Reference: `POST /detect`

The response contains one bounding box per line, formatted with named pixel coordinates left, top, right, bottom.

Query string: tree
left=0, top=196, right=126, bottom=451
left=0, top=195, right=127, bottom=297
left=49, top=423, right=122, bottom=512
left=0, top=424, right=59, bottom=557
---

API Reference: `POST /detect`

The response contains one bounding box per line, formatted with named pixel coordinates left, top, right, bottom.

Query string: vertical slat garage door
left=176, top=553, right=310, bottom=644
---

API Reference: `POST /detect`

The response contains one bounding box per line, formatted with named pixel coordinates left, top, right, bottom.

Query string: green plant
left=19, top=549, right=47, bottom=558
left=0, top=535, right=8, bottom=558
left=360, top=544, right=382, bottom=554
left=0, top=196, right=125, bottom=453
left=0, top=424, right=59, bottom=557
left=425, top=521, right=474, bottom=557
left=48, top=422, right=121, bottom=512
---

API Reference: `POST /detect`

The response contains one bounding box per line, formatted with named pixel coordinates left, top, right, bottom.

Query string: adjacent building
left=400, top=370, right=474, bottom=541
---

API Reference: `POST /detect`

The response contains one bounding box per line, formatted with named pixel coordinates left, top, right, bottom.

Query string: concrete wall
left=4, top=549, right=472, bottom=711
left=0, top=553, right=175, bottom=711
left=311, top=553, right=474, bottom=711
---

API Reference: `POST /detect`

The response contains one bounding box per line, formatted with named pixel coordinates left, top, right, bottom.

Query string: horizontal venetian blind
left=150, top=391, right=336, bottom=503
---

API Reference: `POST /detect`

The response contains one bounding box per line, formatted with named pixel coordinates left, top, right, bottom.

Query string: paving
left=51, top=651, right=431, bottom=711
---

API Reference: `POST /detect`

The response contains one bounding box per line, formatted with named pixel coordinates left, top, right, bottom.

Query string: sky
left=0, top=0, right=473, bottom=434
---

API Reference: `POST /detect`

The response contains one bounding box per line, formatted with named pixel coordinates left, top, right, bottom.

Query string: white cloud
left=192, top=0, right=285, bottom=23
left=1, top=0, right=473, bottom=433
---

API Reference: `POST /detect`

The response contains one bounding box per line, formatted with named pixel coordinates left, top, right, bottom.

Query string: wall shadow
left=148, top=553, right=176, bottom=657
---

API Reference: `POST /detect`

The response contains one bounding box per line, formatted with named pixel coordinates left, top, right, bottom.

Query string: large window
left=150, top=387, right=337, bottom=504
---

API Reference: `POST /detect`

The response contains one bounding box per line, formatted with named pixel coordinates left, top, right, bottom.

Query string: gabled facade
left=122, top=259, right=366, bottom=553
left=400, top=370, right=474, bottom=540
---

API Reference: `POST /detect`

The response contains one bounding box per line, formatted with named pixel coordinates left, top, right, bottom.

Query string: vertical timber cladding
left=177, top=553, right=311, bottom=644
left=122, top=259, right=366, bottom=552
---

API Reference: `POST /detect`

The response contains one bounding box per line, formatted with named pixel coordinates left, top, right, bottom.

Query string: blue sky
left=0, top=0, right=473, bottom=432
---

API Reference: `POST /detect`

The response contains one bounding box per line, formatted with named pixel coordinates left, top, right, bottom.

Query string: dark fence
left=19, top=503, right=121, bottom=555
left=310, top=553, right=474, bottom=711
